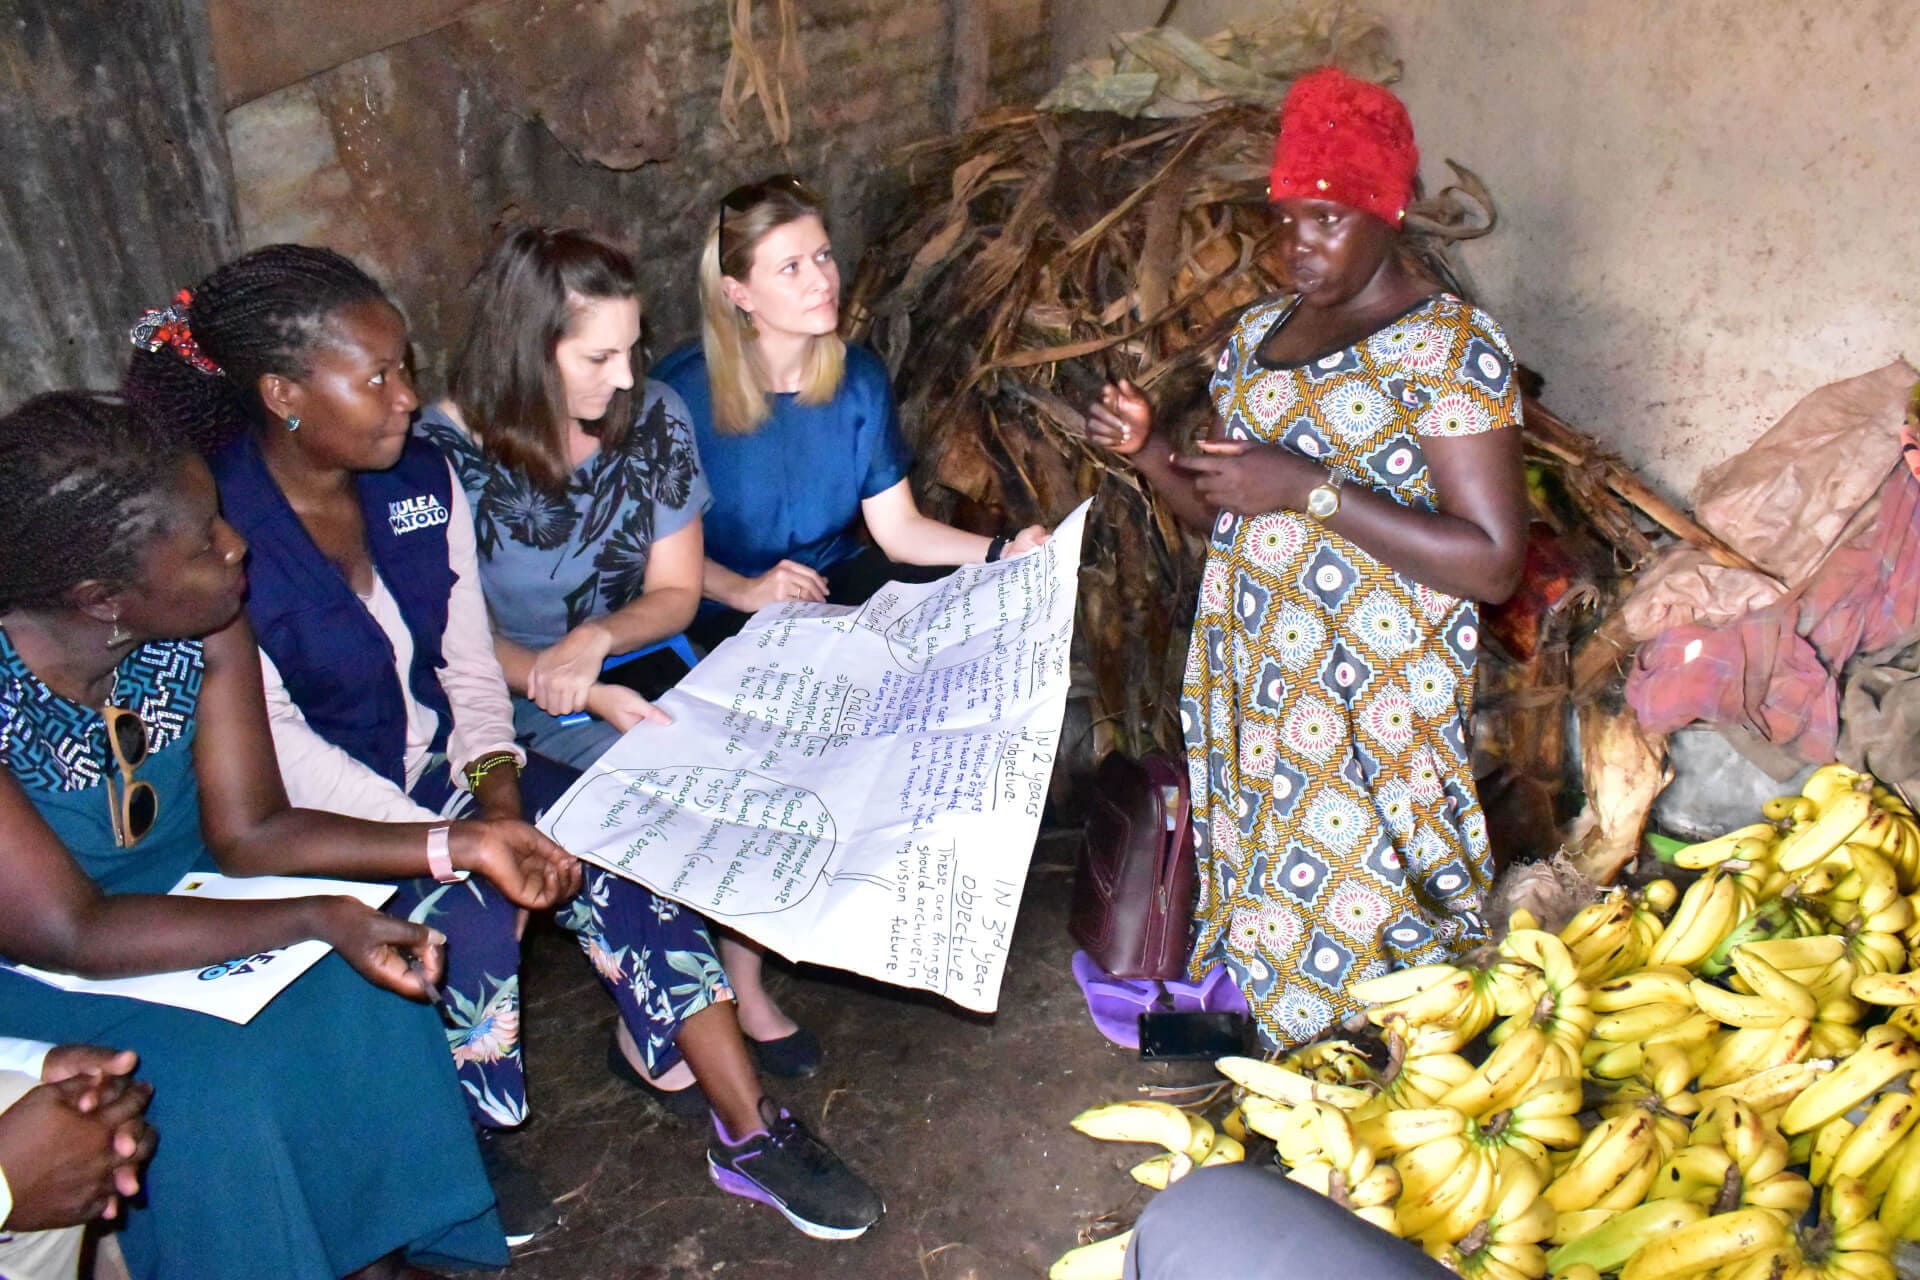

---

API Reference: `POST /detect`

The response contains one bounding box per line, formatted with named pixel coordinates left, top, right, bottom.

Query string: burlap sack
left=1692, top=359, right=1917, bottom=581
left=1618, top=546, right=1785, bottom=643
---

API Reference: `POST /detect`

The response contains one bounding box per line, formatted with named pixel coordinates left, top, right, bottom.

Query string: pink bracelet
left=426, top=824, right=457, bottom=883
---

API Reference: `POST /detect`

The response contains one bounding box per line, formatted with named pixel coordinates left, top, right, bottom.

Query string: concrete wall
left=1054, top=0, right=1920, bottom=501
left=221, top=0, right=1053, bottom=389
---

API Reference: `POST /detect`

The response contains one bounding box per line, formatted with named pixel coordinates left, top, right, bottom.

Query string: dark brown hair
left=448, top=227, right=642, bottom=492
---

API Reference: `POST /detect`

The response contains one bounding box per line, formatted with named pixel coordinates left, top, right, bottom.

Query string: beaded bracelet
left=464, top=750, right=522, bottom=793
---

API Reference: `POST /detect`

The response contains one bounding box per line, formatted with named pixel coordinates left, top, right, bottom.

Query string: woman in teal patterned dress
left=0, top=393, right=583, bottom=1278
left=1089, top=68, right=1529, bottom=1050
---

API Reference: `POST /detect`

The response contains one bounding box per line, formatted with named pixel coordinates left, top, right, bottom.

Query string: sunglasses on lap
left=102, top=703, right=157, bottom=848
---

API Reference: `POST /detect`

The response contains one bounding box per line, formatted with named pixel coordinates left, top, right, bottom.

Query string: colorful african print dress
left=1182, top=293, right=1521, bottom=1049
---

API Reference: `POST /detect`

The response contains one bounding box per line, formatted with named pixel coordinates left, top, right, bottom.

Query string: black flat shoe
left=749, top=1026, right=823, bottom=1078
left=476, top=1127, right=561, bottom=1247
left=607, top=1038, right=710, bottom=1120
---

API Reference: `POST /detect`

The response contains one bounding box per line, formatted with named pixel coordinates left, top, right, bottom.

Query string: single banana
left=1727, top=947, right=1820, bottom=1017
left=1546, top=1199, right=1709, bottom=1274
left=1640, top=879, right=1680, bottom=914
left=1589, top=965, right=1696, bottom=1012
left=1832, top=1090, right=1920, bottom=1183
left=1877, top=1126, right=1920, bottom=1238
left=1777, top=790, right=1876, bottom=873
left=1353, top=1106, right=1468, bottom=1158
left=1695, top=1057, right=1835, bottom=1115
left=1596, top=1000, right=1702, bottom=1040
left=1048, top=1230, right=1134, bottom=1280
left=1215, top=1057, right=1372, bottom=1110
left=1200, top=1134, right=1245, bottom=1167
left=1352, top=1203, right=1399, bottom=1236
left=1439, top=1024, right=1549, bottom=1120
left=1182, top=1113, right=1217, bottom=1164
left=1129, top=1151, right=1192, bottom=1189
left=1852, top=971, right=1920, bottom=1006
left=1802, top=763, right=1868, bottom=812
left=1672, top=822, right=1782, bottom=870
left=1616, top=1206, right=1788, bottom=1280
left=1070, top=1100, right=1199, bottom=1153
left=1814, top=1115, right=1859, bottom=1186
left=1346, top=1161, right=1400, bottom=1208
left=1741, top=933, right=1848, bottom=971
left=1781, top=1026, right=1920, bottom=1134
left=1689, top=977, right=1802, bottom=1029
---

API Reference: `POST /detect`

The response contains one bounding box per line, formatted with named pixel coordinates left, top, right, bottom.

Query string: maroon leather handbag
left=1069, top=750, right=1198, bottom=981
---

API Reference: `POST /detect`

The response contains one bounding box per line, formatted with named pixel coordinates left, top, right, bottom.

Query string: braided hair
left=0, top=393, right=193, bottom=612
left=123, top=244, right=391, bottom=453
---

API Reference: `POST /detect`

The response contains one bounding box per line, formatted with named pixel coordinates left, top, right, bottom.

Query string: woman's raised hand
left=1086, top=378, right=1155, bottom=456
left=452, top=820, right=583, bottom=912
left=526, top=622, right=615, bottom=716
left=737, top=559, right=829, bottom=611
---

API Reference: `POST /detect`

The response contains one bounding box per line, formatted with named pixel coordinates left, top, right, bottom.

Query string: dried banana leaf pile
left=846, top=96, right=1494, bottom=786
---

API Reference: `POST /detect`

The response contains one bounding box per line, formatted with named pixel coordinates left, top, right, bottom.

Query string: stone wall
left=220, top=0, right=1055, bottom=390
left=0, top=1, right=235, bottom=400
left=1052, top=0, right=1920, bottom=502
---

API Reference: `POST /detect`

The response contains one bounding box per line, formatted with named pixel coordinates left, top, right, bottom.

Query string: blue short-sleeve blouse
left=653, top=343, right=912, bottom=580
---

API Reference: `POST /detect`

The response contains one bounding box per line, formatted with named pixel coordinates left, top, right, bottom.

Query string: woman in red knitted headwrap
left=1088, top=67, right=1529, bottom=1049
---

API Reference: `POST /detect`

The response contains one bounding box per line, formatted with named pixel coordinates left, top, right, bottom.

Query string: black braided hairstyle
left=122, top=244, right=391, bottom=454
left=0, top=393, right=193, bottom=612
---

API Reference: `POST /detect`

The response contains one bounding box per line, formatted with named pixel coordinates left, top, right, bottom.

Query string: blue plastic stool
left=554, top=632, right=699, bottom=726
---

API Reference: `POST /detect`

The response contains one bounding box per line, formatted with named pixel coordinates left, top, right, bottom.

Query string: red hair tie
left=129, top=288, right=222, bottom=376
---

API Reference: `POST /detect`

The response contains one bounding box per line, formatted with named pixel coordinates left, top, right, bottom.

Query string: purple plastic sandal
left=1161, top=964, right=1249, bottom=1016
left=1071, top=950, right=1163, bottom=1049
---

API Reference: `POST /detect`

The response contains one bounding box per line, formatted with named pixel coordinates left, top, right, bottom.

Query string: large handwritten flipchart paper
left=539, top=500, right=1091, bottom=1012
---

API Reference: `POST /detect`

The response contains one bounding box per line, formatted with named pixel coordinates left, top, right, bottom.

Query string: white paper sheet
left=540, top=499, right=1091, bottom=1012
left=5, top=873, right=396, bottom=1024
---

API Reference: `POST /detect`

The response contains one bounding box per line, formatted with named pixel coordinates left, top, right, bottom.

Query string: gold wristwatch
left=1305, top=473, right=1345, bottom=523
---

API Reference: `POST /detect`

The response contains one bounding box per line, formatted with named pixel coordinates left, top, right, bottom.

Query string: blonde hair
left=699, top=175, right=845, bottom=435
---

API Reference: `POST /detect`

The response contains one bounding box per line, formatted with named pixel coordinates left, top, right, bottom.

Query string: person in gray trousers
left=1123, top=1166, right=1454, bottom=1279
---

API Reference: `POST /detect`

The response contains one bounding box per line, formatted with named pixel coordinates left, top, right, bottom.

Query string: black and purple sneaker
left=708, top=1097, right=884, bottom=1240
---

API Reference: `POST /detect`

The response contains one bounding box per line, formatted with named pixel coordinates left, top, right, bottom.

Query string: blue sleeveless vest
left=209, top=432, right=458, bottom=789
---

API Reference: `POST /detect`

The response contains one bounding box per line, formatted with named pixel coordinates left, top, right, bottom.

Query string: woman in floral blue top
left=417, top=243, right=706, bottom=774
left=419, top=228, right=881, bottom=1240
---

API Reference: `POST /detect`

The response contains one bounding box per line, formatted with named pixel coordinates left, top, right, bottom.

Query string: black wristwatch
left=985, top=535, right=1009, bottom=563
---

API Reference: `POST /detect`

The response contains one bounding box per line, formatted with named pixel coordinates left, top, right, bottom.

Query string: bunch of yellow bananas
left=1051, top=1098, right=1247, bottom=1278
left=1053, top=763, right=1920, bottom=1280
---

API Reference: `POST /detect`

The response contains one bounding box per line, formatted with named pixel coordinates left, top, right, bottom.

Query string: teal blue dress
left=0, top=630, right=507, bottom=1279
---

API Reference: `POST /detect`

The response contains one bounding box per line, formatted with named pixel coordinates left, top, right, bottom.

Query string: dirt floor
left=500, top=827, right=1195, bottom=1280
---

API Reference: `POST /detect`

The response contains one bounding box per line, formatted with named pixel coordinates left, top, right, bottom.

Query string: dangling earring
left=285, top=415, right=301, bottom=432
left=105, top=613, right=130, bottom=650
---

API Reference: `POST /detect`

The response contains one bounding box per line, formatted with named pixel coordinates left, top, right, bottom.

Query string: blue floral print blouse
left=416, top=380, right=710, bottom=649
